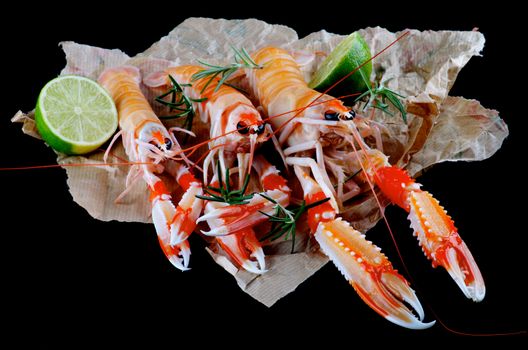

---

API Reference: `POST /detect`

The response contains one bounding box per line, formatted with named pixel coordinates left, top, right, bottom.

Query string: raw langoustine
left=238, top=46, right=485, bottom=328
left=98, top=66, right=203, bottom=270
left=145, top=65, right=290, bottom=273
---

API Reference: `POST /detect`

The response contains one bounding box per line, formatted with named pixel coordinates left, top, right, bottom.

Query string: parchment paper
left=12, top=18, right=508, bottom=307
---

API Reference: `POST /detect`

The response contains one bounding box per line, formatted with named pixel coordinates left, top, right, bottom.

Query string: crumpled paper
left=12, top=18, right=508, bottom=307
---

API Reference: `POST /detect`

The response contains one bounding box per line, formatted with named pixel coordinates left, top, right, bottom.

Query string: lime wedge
left=309, top=32, right=372, bottom=96
left=35, top=75, right=118, bottom=155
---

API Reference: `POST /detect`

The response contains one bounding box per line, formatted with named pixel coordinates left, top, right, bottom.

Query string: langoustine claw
left=150, top=164, right=204, bottom=270
left=315, top=218, right=433, bottom=329
left=215, top=228, right=267, bottom=274
left=375, top=166, right=486, bottom=302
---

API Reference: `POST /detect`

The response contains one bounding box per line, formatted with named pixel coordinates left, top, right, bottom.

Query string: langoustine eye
left=324, top=111, right=339, bottom=121
left=164, top=138, right=172, bottom=150
left=343, top=110, right=356, bottom=120
left=237, top=121, right=250, bottom=134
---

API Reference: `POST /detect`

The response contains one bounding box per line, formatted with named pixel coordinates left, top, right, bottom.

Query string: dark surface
left=1, top=4, right=526, bottom=342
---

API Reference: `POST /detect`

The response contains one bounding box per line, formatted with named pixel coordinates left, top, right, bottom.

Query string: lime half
left=309, top=32, right=372, bottom=96
left=35, top=75, right=118, bottom=155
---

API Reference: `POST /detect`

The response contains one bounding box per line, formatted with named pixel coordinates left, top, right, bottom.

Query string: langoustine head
left=134, top=122, right=181, bottom=163
left=143, top=64, right=271, bottom=181
left=214, top=101, right=270, bottom=157
left=279, top=90, right=356, bottom=147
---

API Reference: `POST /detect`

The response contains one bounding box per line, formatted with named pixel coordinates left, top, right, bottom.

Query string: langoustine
left=240, top=46, right=485, bottom=328
left=145, top=65, right=290, bottom=273
left=98, top=66, right=203, bottom=270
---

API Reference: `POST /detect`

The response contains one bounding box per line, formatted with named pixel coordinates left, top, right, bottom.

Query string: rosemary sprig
left=259, top=194, right=331, bottom=253
left=195, top=162, right=255, bottom=205
left=192, top=47, right=263, bottom=93
left=355, top=82, right=407, bottom=123
left=353, top=59, right=407, bottom=123
left=155, top=75, right=207, bottom=140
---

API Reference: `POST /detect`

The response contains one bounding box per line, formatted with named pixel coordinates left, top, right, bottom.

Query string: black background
left=1, top=3, right=526, bottom=342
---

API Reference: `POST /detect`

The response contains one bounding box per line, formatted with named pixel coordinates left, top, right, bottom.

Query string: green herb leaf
left=355, top=82, right=407, bottom=123
left=353, top=61, right=407, bottom=122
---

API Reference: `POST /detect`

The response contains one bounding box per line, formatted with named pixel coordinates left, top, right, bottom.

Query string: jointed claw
left=374, top=165, right=486, bottom=302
